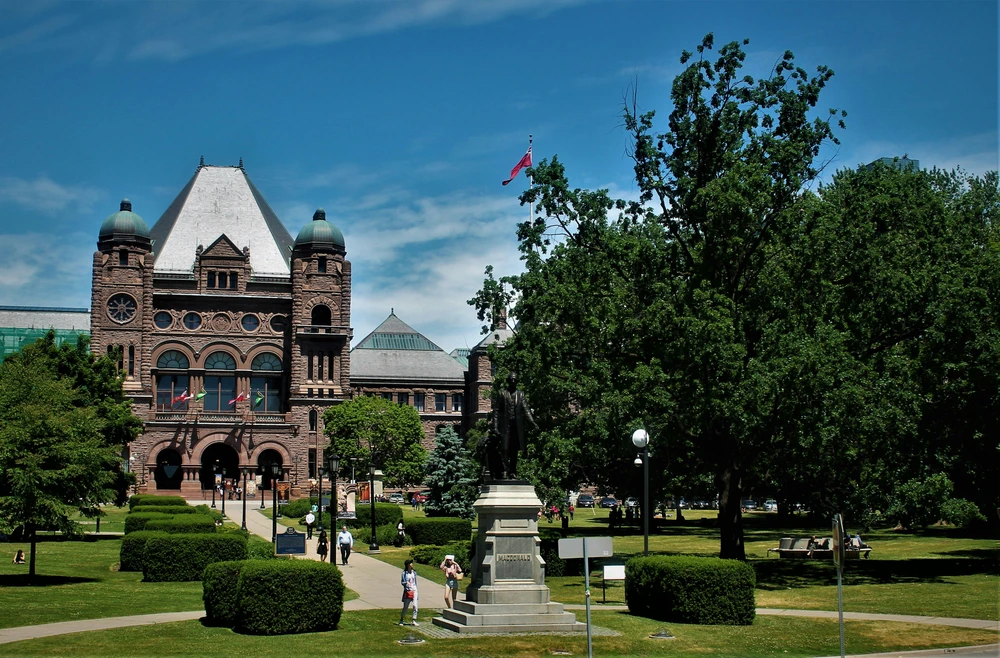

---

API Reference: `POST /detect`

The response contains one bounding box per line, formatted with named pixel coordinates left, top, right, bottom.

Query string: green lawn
left=0, top=609, right=995, bottom=658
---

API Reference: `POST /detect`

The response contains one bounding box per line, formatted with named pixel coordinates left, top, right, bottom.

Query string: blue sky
left=0, top=0, right=996, bottom=352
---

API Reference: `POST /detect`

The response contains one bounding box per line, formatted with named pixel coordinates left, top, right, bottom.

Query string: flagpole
left=527, top=134, right=533, bottom=224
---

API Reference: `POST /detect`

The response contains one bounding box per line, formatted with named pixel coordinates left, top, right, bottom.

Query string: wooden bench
left=767, top=536, right=872, bottom=559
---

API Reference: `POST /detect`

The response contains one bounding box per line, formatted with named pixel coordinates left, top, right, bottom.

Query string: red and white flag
left=502, top=146, right=532, bottom=186
left=171, top=389, right=190, bottom=405
left=228, top=391, right=249, bottom=406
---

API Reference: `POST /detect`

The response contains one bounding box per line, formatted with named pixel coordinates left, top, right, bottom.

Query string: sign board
left=275, top=527, right=306, bottom=555
left=603, top=564, right=625, bottom=580
left=558, top=536, right=613, bottom=559
left=276, top=481, right=290, bottom=506
left=337, top=511, right=357, bottom=519
left=320, top=497, right=330, bottom=509
left=832, top=513, right=845, bottom=567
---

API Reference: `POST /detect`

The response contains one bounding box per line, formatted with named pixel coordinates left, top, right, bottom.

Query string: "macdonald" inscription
left=497, top=553, right=531, bottom=561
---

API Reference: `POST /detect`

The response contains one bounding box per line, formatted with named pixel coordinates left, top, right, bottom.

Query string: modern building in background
left=0, top=159, right=504, bottom=498
left=865, top=155, right=920, bottom=172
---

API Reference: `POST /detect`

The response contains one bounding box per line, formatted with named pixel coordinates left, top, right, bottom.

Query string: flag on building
left=195, top=388, right=207, bottom=401
left=502, top=146, right=532, bottom=186
left=171, top=389, right=189, bottom=405
left=253, top=390, right=265, bottom=409
left=228, top=391, right=248, bottom=406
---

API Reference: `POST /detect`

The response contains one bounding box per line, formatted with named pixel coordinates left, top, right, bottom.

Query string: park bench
left=767, top=536, right=872, bottom=559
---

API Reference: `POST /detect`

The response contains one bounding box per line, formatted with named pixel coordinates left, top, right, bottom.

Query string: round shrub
left=124, top=513, right=173, bottom=534
left=131, top=505, right=198, bottom=515
left=119, top=530, right=168, bottom=572
left=128, top=495, right=188, bottom=510
left=237, top=560, right=344, bottom=635
left=625, top=555, right=755, bottom=625
left=346, top=503, right=402, bottom=530
left=143, top=533, right=248, bottom=582
left=940, top=498, right=987, bottom=527
left=203, top=560, right=246, bottom=627
left=405, top=517, right=472, bottom=545
left=144, top=515, right=217, bottom=534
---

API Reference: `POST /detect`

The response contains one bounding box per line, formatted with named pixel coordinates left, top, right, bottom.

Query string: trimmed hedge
left=405, top=517, right=472, bottom=545
left=144, top=515, right=217, bottom=534
left=539, top=538, right=583, bottom=577
left=237, top=560, right=345, bottom=634
left=346, top=503, right=402, bottom=530
left=247, top=535, right=287, bottom=560
left=625, top=555, right=755, bottom=625
left=203, top=560, right=245, bottom=627
left=143, top=533, right=248, bottom=582
left=131, top=505, right=199, bottom=515
left=410, top=540, right=472, bottom=575
left=124, top=513, right=173, bottom=534
left=351, top=523, right=412, bottom=547
left=128, top=495, right=187, bottom=510
left=119, top=530, right=168, bottom=572
left=283, top=497, right=318, bottom=519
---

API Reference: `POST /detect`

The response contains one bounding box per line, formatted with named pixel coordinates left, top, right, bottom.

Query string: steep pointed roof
left=149, top=164, right=294, bottom=276
left=351, top=311, right=466, bottom=382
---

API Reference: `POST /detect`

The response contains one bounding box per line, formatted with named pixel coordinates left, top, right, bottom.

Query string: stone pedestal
left=432, top=481, right=585, bottom=634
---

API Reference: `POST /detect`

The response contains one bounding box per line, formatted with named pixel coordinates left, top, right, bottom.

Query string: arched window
left=311, top=304, right=331, bottom=326
left=203, top=351, right=237, bottom=412
left=155, top=350, right=190, bottom=411
left=250, top=353, right=283, bottom=412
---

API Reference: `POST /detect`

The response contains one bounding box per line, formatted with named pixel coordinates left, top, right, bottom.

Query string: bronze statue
left=485, top=373, right=537, bottom=480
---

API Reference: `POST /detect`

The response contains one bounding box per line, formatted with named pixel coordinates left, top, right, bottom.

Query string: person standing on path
left=439, top=554, right=463, bottom=609
left=399, top=559, right=419, bottom=625
left=337, top=525, right=354, bottom=566
left=305, top=511, right=315, bottom=540
left=316, top=530, right=328, bottom=562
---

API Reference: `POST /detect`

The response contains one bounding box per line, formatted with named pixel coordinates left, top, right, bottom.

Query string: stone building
left=84, top=160, right=503, bottom=498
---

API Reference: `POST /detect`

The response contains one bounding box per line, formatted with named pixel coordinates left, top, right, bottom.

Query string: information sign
left=558, top=536, right=613, bottom=559
left=275, top=527, right=306, bottom=555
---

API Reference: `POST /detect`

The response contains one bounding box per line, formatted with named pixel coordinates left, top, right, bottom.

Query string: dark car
left=577, top=494, right=595, bottom=508
left=741, top=499, right=757, bottom=511
left=600, top=497, right=618, bottom=508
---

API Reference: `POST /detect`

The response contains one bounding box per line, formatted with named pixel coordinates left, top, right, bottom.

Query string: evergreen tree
left=423, top=426, right=477, bottom=519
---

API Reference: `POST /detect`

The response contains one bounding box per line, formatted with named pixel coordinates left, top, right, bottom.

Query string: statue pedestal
left=432, top=481, right=585, bottom=634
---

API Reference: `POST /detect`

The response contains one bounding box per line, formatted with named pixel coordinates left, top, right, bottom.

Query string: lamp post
left=632, top=428, right=650, bottom=556
left=240, top=466, right=250, bottom=531
left=220, top=465, right=227, bottom=519
left=259, top=466, right=266, bottom=509
left=368, top=462, right=379, bottom=553
left=270, top=463, right=282, bottom=543
left=326, top=453, right=341, bottom=535
left=211, top=461, right=219, bottom=509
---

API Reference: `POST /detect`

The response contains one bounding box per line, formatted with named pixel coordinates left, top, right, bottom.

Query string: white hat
left=445, top=554, right=455, bottom=561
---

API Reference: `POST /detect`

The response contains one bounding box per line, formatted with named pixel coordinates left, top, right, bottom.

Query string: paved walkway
left=0, top=500, right=995, bottom=655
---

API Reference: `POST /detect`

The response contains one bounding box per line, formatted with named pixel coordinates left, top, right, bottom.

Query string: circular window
left=183, top=312, right=202, bottom=330
left=106, top=293, right=137, bottom=324
left=153, top=311, right=173, bottom=329
left=241, top=314, right=260, bottom=332
left=270, top=315, right=287, bottom=333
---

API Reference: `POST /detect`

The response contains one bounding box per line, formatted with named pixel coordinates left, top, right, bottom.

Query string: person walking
left=568, top=503, right=575, bottom=521
left=305, top=510, right=316, bottom=540
left=337, top=525, right=354, bottom=566
left=316, top=530, right=328, bottom=562
left=439, top=554, right=463, bottom=609
left=399, top=559, right=419, bottom=625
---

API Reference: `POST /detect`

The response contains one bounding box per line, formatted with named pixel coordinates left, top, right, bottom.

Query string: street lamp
left=259, top=466, right=266, bottom=509
left=632, top=428, right=650, bottom=556
left=220, top=465, right=227, bottom=519
left=270, top=462, right=282, bottom=543
left=368, top=462, right=379, bottom=554
left=326, top=453, right=341, bottom=536
left=211, top=461, right=219, bottom=509
left=240, top=466, right=250, bottom=532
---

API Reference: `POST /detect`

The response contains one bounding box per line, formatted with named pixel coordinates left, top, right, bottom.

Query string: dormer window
left=318, top=257, right=327, bottom=273
left=229, top=272, right=238, bottom=289
left=207, top=272, right=216, bottom=288
left=217, top=272, right=227, bottom=288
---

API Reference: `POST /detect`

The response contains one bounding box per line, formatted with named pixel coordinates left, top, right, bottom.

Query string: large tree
left=422, top=425, right=477, bottom=519
left=323, top=395, right=428, bottom=488
left=0, top=333, right=139, bottom=576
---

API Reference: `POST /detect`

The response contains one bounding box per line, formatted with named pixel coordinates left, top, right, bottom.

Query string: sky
left=0, top=0, right=996, bottom=352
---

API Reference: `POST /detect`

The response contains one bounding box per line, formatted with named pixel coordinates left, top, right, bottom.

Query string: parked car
left=600, top=497, right=618, bottom=508
left=412, top=491, right=429, bottom=504
left=624, top=497, right=638, bottom=508
left=577, top=494, right=595, bottom=508
left=741, top=499, right=758, bottom=511
left=764, top=499, right=777, bottom=512
left=388, top=492, right=405, bottom=504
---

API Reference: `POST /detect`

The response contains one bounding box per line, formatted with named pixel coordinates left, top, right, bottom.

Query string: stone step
left=452, top=601, right=566, bottom=616
left=440, top=609, right=579, bottom=627
left=432, top=617, right=588, bottom=634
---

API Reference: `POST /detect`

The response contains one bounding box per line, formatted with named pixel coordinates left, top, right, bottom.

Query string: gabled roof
left=351, top=312, right=466, bottom=383
left=449, top=348, right=470, bottom=369
left=471, top=326, right=514, bottom=352
left=149, top=165, right=294, bottom=276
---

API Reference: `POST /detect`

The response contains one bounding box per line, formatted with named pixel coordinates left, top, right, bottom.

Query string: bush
left=128, top=495, right=188, bottom=510
left=143, top=534, right=248, bottom=582
left=237, top=560, right=344, bottom=634
left=119, top=530, right=168, bottom=572
left=539, top=538, right=582, bottom=577
left=940, top=498, right=987, bottom=527
left=409, top=540, right=472, bottom=575
left=247, top=535, right=286, bottom=560
left=283, top=497, right=318, bottom=519
left=194, top=505, right=224, bottom=523
left=203, top=560, right=245, bottom=627
left=346, top=503, right=403, bottom=530
left=406, top=517, right=472, bottom=545
left=625, top=556, right=755, bottom=625
left=124, top=513, right=173, bottom=534
left=886, top=473, right=953, bottom=529
left=144, top=515, right=218, bottom=534
left=352, top=523, right=412, bottom=548
left=131, top=505, right=198, bottom=515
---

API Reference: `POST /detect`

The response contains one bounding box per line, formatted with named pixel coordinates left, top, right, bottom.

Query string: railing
left=153, top=411, right=190, bottom=421
left=249, top=413, right=287, bottom=423
left=198, top=413, right=240, bottom=422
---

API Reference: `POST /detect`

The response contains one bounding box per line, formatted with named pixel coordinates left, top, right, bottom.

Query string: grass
left=0, top=609, right=995, bottom=658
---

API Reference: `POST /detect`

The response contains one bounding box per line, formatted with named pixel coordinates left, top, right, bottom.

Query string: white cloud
left=0, top=232, right=95, bottom=307
left=0, top=176, right=104, bottom=214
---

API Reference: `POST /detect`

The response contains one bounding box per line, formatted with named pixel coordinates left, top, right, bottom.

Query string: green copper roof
left=99, top=199, right=151, bottom=241
left=357, top=333, right=440, bottom=350
left=294, top=208, right=345, bottom=253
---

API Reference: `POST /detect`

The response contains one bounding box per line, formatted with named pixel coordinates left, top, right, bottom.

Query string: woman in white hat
left=439, top=554, right=463, bottom=608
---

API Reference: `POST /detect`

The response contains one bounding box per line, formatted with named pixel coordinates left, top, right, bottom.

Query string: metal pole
left=317, top=468, right=324, bottom=533
left=211, top=475, right=217, bottom=508
left=331, top=470, right=338, bottom=534
left=272, top=477, right=278, bottom=543
left=369, top=465, right=379, bottom=553
left=643, top=445, right=649, bottom=556
left=220, top=475, right=226, bottom=519
left=838, top=562, right=845, bottom=658
left=583, top=537, right=593, bottom=658
left=260, top=469, right=266, bottom=509
left=241, top=469, right=248, bottom=531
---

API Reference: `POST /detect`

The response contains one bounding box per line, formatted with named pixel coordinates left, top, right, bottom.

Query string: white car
left=764, top=499, right=777, bottom=512
left=624, top=497, right=638, bottom=508
left=388, top=492, right=405, bottom=504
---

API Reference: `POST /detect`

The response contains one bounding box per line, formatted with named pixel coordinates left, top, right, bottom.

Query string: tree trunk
left=28, top=522, right=37, bottom=578
left=718, top=464, right=746, bottom=560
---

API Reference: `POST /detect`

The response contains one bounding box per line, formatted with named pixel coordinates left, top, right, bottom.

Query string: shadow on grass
left=0, top=574, right=99, bottom=587
left=754, top=557, right=997, bottom=591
